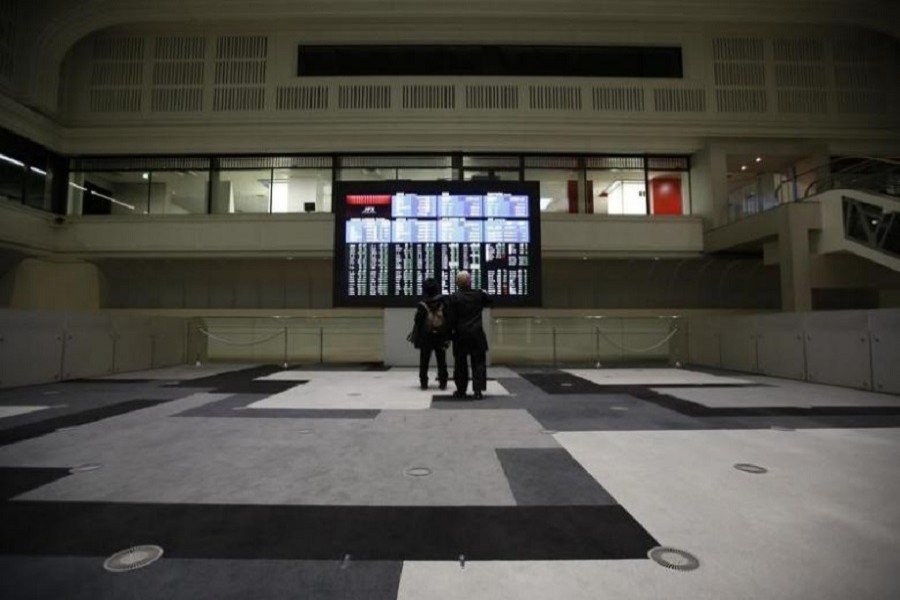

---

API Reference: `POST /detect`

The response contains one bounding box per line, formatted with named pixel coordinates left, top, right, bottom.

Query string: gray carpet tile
left=0, top=556, right=402, bottom=600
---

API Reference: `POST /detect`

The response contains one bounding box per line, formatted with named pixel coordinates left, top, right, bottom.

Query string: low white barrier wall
left=0, top=310, right=187, bottom=388
left=673, top=309, right=900, bottom=394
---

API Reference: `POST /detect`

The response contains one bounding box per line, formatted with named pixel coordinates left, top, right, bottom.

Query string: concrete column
left=689, top=145, right=729, bottom=229
left=777, top=207, right=813, bottom=311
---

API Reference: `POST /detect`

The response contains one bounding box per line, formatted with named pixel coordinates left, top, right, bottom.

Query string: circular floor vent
left=405, top=467, right=432, bottom=477
left=103, top=545, right=164, bottom=572
left=734, top=463, right=768, bottom=474
left=648, top=546, right=700, bottom=571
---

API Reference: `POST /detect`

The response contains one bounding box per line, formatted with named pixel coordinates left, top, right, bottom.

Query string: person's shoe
left=420, top=382, right=428, bottom=390
left=473, top=391, right=483, bottom=400
left=452, top=390, right=468, bottom=399
left=438, top=382, right=447, bottom=390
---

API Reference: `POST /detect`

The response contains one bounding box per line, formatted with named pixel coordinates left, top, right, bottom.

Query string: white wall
left=0, top=309, right=186, bottom=388
left=677, top=308, right=900, bottom=394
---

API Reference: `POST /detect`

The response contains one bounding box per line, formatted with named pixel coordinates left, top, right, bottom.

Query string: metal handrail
left=773, top=156, right=900, bottom=202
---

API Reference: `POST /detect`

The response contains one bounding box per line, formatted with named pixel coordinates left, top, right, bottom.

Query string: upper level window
left=298, top=45, right=683, bottom=78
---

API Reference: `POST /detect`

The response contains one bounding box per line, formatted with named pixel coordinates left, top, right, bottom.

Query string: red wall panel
left=650, top=178, right=682, bottom=215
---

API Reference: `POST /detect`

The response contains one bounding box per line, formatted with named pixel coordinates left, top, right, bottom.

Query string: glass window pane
left=524, top=168, right=578, bottom=213
left=588, top=168, right=646, bottom=215
left=75, top=172, right=148, bottom=215
left=25, top=165, right=53, bottom=211
left=0, top=154, right=25, bottom=204
left=272, top=168, right=332, bottom=213
left=462, top=169, right=520, bottom=181
left=152, top=170, right=210, bottom=214
left=337, top=167, right=397, bottom=181
left=462, top=156, right=519, bottom=168
left=648, top=171, right=689, bottom=215
left=397, top=167, right=454, bottom=180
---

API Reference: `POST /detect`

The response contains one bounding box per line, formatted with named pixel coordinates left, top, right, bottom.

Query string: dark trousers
left=419, top=343, right=448, bottom=386
left=453, top=345, right=487, bottom=394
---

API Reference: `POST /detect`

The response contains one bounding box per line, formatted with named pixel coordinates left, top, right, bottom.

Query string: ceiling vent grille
left=777, top=90, right=827, bottom=113
left=213, top=35, right=267, bottom=111
left=89, top=36, right=144, bottom=113
left=524, top=156, right=579, bottom=169
left=276, top=86, right=328, bottom=110
left=716, top=89, right=767, bottom=113
left=465, top=85, right=518, bottom=110
left=833, top=38, right=886, bottom=115
left=775, top=64, right=827, bottom=88
left=151, top=36, right=205, bottom=112
left=70, top=157, right=212, bottom=171
left=836, top=90, right=886, bottom=114
left=647, top=156, right=690, bottom=170
left=338, top=85, right=391, bottom=110
left=402, top=85, right=455, bottom=109
left=773, top=38, right=823, bottom=62
left=585, top=156, right=645, bottom=170
left=773, top=38, right=828, bottom=114
left=592, top=87, right=644, bottom=112
left=713, top=37, right=767, bottom=113
left=528, top=86, right=581, bottom=111
left=713, top=38, right=764, bottom=61
left=653, top=88, right=706, bottom=112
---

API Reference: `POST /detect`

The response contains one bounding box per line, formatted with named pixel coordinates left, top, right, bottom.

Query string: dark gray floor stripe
left=0, top=502, right=658, bottom=561
left=496, top=448, right=617, bottom=506
left=173, top=394, right=380, bottom=419
left=0, top=400, right=166, bottom=447
left=0, top=556, right=403, bottom=600
left=161, top=365, right=301, bottom=395
left=0, top=467, right=72, bottom=500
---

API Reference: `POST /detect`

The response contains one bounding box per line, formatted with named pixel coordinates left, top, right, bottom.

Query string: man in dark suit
left=447, top=270, right=492, bottom=399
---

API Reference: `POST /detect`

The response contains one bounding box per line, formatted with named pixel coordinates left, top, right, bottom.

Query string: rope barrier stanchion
left=198, top=328, right=286, bottom=347
left=595, top=326, right=680, bottom=354
left=552, top=327, right=557, bottom=366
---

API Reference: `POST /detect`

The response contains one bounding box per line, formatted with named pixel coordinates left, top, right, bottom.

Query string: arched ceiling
left=12, top=0, right=900, bottom=114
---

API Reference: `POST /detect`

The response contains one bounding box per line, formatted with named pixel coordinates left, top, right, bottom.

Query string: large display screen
left=334, top=181, right=542, bottom=307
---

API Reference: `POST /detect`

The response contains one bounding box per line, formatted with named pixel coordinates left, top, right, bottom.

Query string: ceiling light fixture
left=755, top=157, right=762, bottom=163
left=0, top=153, right=24, bottom=167
left=741, top=165, right=748, bottom=171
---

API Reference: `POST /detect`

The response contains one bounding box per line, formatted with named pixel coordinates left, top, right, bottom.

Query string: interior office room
left=1, top=0, right=899, bottom=598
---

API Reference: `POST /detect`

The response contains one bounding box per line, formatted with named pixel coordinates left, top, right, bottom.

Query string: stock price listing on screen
left=334, top=182, right=541, bottom=307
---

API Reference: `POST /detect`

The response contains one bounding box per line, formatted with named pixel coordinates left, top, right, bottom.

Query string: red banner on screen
left=346, top=194, right=392, bottom=206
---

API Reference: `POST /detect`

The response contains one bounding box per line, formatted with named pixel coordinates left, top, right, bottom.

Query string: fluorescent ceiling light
left=29, top=166, right=47, bottom=176
left=69, top=182, right=87, bottom=191
left=90, top=190, right=135, bottom=210
left=0, top=153, right=25, bottom=167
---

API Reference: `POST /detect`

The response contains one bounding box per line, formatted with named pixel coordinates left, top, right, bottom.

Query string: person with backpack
left=447, top=270, right=493, bottom=400
left=412, top=278, right=449, bottom=390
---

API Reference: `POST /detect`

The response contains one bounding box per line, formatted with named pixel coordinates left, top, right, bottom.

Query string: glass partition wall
left=65, top=154, right=691, bottom=216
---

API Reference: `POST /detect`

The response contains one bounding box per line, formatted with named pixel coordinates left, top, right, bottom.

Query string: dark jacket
left=448, top=288, right=493, bottom=352
left=413, top=294, right=448, bottom=349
